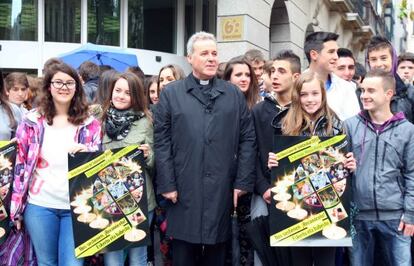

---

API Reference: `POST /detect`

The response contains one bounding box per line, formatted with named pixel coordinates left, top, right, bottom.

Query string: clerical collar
left=192, top=73, right=212, bottom=85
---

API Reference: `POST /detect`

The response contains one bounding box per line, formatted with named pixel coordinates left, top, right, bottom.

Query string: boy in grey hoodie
left=346, top=69, right=414, bottom=266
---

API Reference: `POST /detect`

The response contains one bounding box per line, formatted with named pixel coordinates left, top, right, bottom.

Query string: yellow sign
left=220, top=16, right=244, bottom=41
left=270, top=212, right=331, bottom=246
left=276, top=136, right=320, bottom=160
left=275, top=135, right=346, bottom=163
left=75, top=218, right=132, bottom=257
left=288, top=135, right=346, bottom=162
left=68, top=145, right=138, bottom=179
left=0, top=141, right=11, bottom=149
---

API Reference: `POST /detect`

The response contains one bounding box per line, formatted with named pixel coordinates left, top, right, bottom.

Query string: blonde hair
left=282, top=71, right=336, bottom=135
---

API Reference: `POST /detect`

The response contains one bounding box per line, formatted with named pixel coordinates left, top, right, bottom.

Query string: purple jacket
left=10, top=110, right=102, bottom=220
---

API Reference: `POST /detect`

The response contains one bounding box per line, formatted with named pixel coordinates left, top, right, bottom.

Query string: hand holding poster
left=269, top=135, right=352, bottom=247
left=68, top=146, right=149, bottom=258
left=0, top=141, right=17, bottom=244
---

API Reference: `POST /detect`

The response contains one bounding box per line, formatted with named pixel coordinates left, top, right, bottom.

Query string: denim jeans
left=352, top=219, right=411, bottom=266
left=104, top=211, right=154, bottom=266
left=24, top=203, right=83, bottom=266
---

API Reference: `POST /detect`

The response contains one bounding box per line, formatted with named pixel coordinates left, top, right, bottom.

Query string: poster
left=68, top=146, right=149, bottom=258
left=0, top=141, right=17, bottom=244
left=269, top=135, right=352, bottom=247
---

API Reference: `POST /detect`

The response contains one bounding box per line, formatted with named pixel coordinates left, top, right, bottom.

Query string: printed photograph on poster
left=0, top=141, right=17, bottom=243
left=68, top=146, right=149, bottom=258
left=269, top=135, right=352, bottom=247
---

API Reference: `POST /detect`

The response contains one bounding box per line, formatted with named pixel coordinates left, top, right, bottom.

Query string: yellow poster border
left=75, top=218, right=132, bottom=257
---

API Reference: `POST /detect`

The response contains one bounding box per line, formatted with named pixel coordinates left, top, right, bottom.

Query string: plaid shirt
left=10, top=110, right=102, bottom=221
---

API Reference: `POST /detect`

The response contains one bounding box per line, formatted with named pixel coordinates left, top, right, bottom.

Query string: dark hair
left=126, top=66, right=145, bottom=83
left=157, top=64, right=186, bottom=89
left=364, top=68, right=396, bottom=93
left=398, top=52, right=414, bottom=66
left=216, top=62, right=227, bottom=79
left=95, top=69, right=118, bottom=104
left=102, top=72, right=152, bottom=123
left=367, top=35, right=393, bottom=55
left=304, top=32, right=339, bottom=63
left=26, top=76, right=43, bottom=109
left=99, top=65, right=114, bottom=75
left=337, top=48, right=355, bottom=62
left=0, top=69, right=16, bottom=130
left=273, top=49, right=301, bottom=74
left=353, top=62, right=367, bottom=81
left=42, top=57, right=64, bottom=74
left=244, top=49, right=265, bottom=63
left=4, top=72, right=29, bottom=91
left=144, top=75, right=159, bottom=105
left=366, top=35, right=397, bottom=73
left=78, top=61, right=100, bottom=82
left=223, top=56, right=260, bottom=109
left=40, top=63, right=89, bottom=125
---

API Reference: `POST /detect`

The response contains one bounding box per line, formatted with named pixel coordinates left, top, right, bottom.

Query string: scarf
left=105, top=107, right=144, bottom=140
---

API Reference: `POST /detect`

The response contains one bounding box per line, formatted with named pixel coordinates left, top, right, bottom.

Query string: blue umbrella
left=59, top=43, right=138, bottom=72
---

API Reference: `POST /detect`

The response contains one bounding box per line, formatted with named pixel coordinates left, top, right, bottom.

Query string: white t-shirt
left=327, top=73, right=361, bottom=121
left=28, top=123, right=77, bottom=209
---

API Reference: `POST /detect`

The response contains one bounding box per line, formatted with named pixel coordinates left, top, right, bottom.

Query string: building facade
left=217, top=0, right=389, bottom=66
left=400, top=0, right=414, bottom=52
left=0, top=0, right=389, bottom=75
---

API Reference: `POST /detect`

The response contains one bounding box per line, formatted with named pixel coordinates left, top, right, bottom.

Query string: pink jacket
left=10, top=110, right=102, bottom=220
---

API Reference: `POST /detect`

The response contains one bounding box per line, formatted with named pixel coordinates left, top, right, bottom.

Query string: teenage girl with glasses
left=11, top=63, right=102, bottom=266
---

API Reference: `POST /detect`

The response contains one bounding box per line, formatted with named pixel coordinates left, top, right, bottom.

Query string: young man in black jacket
left=251, top=50, right=301, bottom=266
left=366, top=36, right=414, bottom=123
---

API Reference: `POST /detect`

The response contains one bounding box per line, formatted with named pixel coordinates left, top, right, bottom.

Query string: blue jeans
left=24, top=203, right=83, bottom=266
left=104, top=211, right=154, bottom=266
left=352, top=219, right=411, bottom=266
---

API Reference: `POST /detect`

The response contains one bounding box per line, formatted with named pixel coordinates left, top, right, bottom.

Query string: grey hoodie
left=345, top=111, right=414, bottom=224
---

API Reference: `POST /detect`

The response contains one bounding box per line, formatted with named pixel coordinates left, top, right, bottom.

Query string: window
left=0, top=0, right=38, bottom=41
left=184, top=0, right=195, bottom=53
left=128, top=0, right=176, bottom=53
left=88, top=0, right=120, bottom=46
left=202, top=0, right=216, bottom=34
left=45, top=0, right=81, bottom=43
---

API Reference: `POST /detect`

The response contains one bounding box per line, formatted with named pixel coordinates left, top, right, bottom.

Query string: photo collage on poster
left=269, top=135, right=352, bottom=247
left=68, top=146, right=149, bottom=258
left=0, top=141, right=17, bottom=244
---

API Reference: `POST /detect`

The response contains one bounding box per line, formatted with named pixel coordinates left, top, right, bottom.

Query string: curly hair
left=40, top=62, right=89, bottom=125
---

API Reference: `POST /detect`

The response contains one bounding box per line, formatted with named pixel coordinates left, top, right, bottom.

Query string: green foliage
left=399, top=0, right=409, bottom=20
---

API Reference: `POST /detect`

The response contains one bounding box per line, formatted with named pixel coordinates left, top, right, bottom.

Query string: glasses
left=51, top=80, right=77, bottom=90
